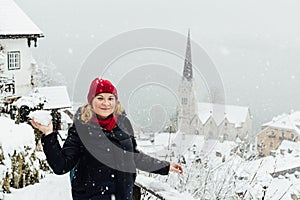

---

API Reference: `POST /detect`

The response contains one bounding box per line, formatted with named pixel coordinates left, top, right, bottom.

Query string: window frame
left=7, top=51, right=21, bottom=70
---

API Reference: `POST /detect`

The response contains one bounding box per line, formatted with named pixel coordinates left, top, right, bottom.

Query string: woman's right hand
left=169, top=163, right=183, bottom=174
left=30, top=118, right=54, bottom=136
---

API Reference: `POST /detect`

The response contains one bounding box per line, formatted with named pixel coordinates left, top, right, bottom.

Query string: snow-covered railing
left=134, top=174, right=195, bottom=200
left=270, top=166, right=300, bottom=178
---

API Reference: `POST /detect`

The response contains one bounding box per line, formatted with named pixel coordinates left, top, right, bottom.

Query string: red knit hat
left=87, top=78, right=118, bottom=103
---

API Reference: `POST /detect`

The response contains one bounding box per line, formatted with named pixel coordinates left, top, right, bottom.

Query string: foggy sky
left=14, top=0, right=300, bottom=133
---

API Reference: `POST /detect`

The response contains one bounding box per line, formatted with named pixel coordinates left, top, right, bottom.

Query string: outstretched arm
left=119, top=116, right=183, bottom=175
left=132, top=137, right=183, bottom=175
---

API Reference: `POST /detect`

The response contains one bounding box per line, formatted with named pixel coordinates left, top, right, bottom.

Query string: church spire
left=183, top=29, right=193, bottom=81
left=177, top=29, right=197, bottom=134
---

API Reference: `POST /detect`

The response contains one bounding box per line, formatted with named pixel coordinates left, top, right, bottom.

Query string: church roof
left=197, top=102, right=250, bottom=127
left=0, top=0, right=44, bottom=38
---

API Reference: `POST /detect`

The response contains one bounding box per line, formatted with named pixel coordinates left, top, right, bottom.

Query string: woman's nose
left=102, top=99, right=110, bottom=105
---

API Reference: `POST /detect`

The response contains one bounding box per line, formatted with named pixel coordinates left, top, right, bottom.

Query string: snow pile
left=3, top=174, right=72, bottom=200
left=0, top=116, right=35, bottom=154
left=29, top=110, right=52, bottom=126
left=0, top=117, right=51, bottom=195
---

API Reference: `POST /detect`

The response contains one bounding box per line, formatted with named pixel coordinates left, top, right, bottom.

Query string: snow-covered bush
left=32, top=61, right=66, bottom=87
left=143, top=139, right=264, bottom=199
left=0, top=117, right=51, bottom=194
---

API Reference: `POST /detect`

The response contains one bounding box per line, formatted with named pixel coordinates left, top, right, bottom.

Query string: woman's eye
left=97, top=97, right=103, bottom=100
left=109, top=97, right=115, bottom=101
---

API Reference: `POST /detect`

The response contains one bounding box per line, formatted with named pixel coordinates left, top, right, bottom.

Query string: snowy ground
left=2, top=173, right=72, bottom=200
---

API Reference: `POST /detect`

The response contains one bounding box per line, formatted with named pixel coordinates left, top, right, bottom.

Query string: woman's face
left=92, top=93, right=117, bottom=119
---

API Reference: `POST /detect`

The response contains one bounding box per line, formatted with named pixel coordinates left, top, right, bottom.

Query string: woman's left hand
left=30, top=118, right=53, bottom=135
left=169, top=163, right=183, bottom=174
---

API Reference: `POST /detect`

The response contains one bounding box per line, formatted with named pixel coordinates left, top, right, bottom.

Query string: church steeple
left=177, top=29, right=197, bottom=134
left=183, top=30, right=193, bottom=81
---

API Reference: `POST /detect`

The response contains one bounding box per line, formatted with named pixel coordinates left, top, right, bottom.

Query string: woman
left=31, top=78, right=183, bottom=200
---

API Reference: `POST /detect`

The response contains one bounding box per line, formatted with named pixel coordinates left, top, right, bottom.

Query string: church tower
left=177, top=30, right=197, bottom=134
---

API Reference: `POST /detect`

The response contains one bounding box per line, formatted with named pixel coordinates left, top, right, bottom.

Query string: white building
left=177, top=31, right=252, bottom=142
left=0, top=0, right=44, bottom=97
left=191, top=103, right=252, bottom=141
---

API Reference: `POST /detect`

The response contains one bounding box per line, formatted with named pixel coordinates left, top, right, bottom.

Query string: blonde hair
left=80, top=100, right=124, bottom=122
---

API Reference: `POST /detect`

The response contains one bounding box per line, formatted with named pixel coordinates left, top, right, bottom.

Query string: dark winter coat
left=41, top=109, right=170, bottom=200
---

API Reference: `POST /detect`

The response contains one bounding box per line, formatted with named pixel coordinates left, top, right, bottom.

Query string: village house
left=270, top=140, right=300, bottom=178
left=190, top=103, right=252, bottom=141
left=257, top=111, right=300, bottom=157
left=0, top=0, right=44, bottom=97
left=177, top=31, right=252, bottom=142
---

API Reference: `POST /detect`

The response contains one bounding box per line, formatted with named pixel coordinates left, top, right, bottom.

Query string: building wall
left=178, top=79, right=197, bottom=133
left=257, top=127, right=299, bottom=156
left=0, top=38, right=33, bottom=96
left=236, top=111, right=252, bottom=142
left=190, top=110, right=252, bottom=142
left=190, top=115, right=203, bottom=134
left=221, top=118, right=237, bottom=141
left=203, top=117, right=218, bottom=139
left=242, top=112, right=252, bottom=141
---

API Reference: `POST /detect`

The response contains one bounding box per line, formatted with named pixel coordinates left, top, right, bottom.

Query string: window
left=267, top=130, right=275, bottom=138
left=291, top=133, right=295, bottom=140
left=182, top=97, right=187, bottom=105
left=7, top=51, right=20, bottom=70
left=279, top=132, right=285, bottom=139
left=260, top=139, right=264, bottom=144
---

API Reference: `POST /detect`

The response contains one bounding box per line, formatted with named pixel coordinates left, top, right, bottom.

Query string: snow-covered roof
left=197, top=102, right=250, bottom=127
left=265, top=178, right=300, bottom=200
left=276, top=140, right=300, bottom=157
left=13, top=93, right=46, bottom=108
left=0, top=0, right=43, bottom=37
left=236, top=155, right=300, bottom=179
left=262, top=111, right=300, bottom=135
left=138, top=132, right=238, bottom=162
left=33, top=86, right=72, bottom=109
